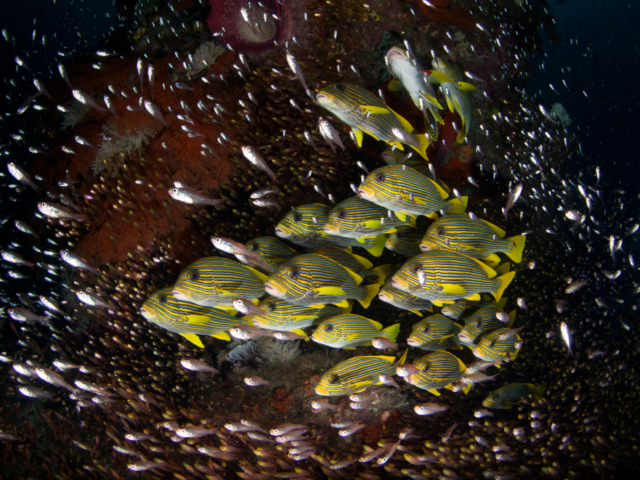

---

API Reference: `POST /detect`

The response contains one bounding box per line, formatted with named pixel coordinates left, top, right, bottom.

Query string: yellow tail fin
left=382, top=323, right=400, bottom=343
left=505, top=235, right=526, bottom=264
left=365, top=234, right=386, bottom=258
left=371, top=264, right=391, bottom=284
left=447, top=196, right=468, bottom=214
left=493, top=271, right=516, bottom=302
left=410, top=132, right=431, bottom=160
left=395, top=348, right=409, bottom=366
left=533, top=383, right=547, bottom=401
left=359, top=284, right=381, bottom=309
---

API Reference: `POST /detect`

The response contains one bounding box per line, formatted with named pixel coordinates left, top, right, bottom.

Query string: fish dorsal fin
left=388, top=79, right=404, bottom=92
left=427, top=177, right=449, bottom=200
left=481, top=219, right=506, bottom=238
left=420, top=92, right=443, bottom=110
left=245, top=265, right=269, bottom=282
left=395, top=348, right=409, bottom=366
left=427, top=389, right=441, bottom=396
left=334, top=299, right=350, bottom=308
left=369, top=319, right=383, bottom=331
left=507, top=310, right=517, bottom=328
left=343, top=266, right=364, bottom=285
left=352, top=253, right=373, bottom=270
left=211, top=331, right=231, bottom=341
left=410, top=309, right=423, bottom=317
left=180, top=333, right=204, bottom=348
left=457, top=81, right=478, bottom=92
left=387, top=106, right=415, bottom=133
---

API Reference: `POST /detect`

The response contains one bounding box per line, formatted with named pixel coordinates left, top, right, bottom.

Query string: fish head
left=458, top=329, right=475, bottom=345
left=386, top=46, right=409, bottom=65
left=406, top=336, right=422, bottom=347
left=311, top=318, right=342, bottom=346
left=315, top=371, right=343, bottom=396
left=265, top=260, right=313, bottom=299
left=276, top=204, right=328, bottom=240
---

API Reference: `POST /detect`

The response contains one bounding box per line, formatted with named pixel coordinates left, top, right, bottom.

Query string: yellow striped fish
left=311, top=246, right=389, bottom=284
left=141, top=287, right=248, bottom=347
left=385, top=224, right=425, bottom=256
left=431, top=57, right=478, bottom=143
left=378, top=283, right=432, bottom=316
left=390, top=250, right=515, bottom=307
left=420, top=213, right=526, bottom=263
left=472, top=328, right=523, bottom=362
left=458, top=306, right=515, bottom=345
left=315, top=350, right=408, bottom=396
left=440, top=297, right=496, bottom=320
left=482, top=383, right=547, bottom=409
left=407, top=314, right=463, bottom=351
left=275, top=203, right=386, bottom=257
left=265, top=254, right=380, bottom=308
left=324, top=196, right=414, bottom=239
left=405, top=351, right=466, bottom=395
left=316, top=83, right=430, bottom=159
left=311, top=314, right=400, bottom=349
left=250, top=296, right=348, bottom=334
left=173, top=257, right=268, bottom=308
left=245, top=236, right=298, bottom=270
left=358, top=165, right=467, bottom=219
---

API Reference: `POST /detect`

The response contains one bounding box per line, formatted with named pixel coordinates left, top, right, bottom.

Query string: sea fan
left=551, top=103, right=572, bottom=126
left=187, top=40, right=226, bottom=78
left=92, top=123, right=153, bottom=176
left=258, top=338, right=301, bottom=364
left=60, top=102, right=92, bottom=130
left=224, top=341, right=263, bottom=368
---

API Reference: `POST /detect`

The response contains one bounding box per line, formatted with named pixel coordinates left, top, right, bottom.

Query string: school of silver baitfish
left=1, top=0, right=639, bottom=479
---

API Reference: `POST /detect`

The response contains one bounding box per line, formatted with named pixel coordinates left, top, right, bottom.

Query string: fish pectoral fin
left=343, top=266, right=364, bottom=285
left=363, top=219, right=384, bottom=230
left=363, top=105, right=389, bottom=115
left=462, top=384, right=472, bottom=395
left=355, top=237, right=366, bottom=244
left=427, top=389, right=441, bottom=396
left=440, top=284, right=467, bottom=296
left=457, top=81, right=478, bottom=92
left=445, top=93, right=455, bottom=112
left=394, top=211, right=407, bottom=222
left=388, top=79, right=404, bottom=92
left=180, top=333, right=204, bottom=348
left=185, top=315, right=213, bottom=325
left=291, top=315, right=317, bottom=321
left=409, top=309, right=423, bottom=317
left=308, top=304, right=326, bottom=309
left=387, top=106, right=415, bottom=133
left=420, top=92, right=443, bottom=110
left=352, top=127, right=364, bottom=147
left=314, top=286, right=346, bottom=297
left=210, top=331, right=231, bottom=341
left=390, top=140, right=404, bottom=150
left=334, top=300, right=351, bottom=308
left=464, top=293, right=482, bottom=301
left=354, top=381, right=374, bottom=390
left=426, top=212, right=440, bottom=220
left=213, top=304, right=237, bottom=311
left=214, top=289, right=237, bottom=297
left=343, top=346, right=357, bottom=350
left=482, top=253, right=502, bottom=264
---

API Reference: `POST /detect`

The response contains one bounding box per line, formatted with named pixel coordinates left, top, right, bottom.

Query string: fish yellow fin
left=464, top=293, right=481, bottom=301
left=363, top=105, right=390, bottom=115
left=420, top=92, right=443, bottom=110
left=358, top=284, right=381, bottom=309
left=432, top=300, right=444, bottom=307
left=456, top=356, right=467, bottom=373
left=427, top=177, right=449, bottom=200
left=371, top=264, right=390, bottom=284
left=462, top=384, right=472, bottom=394
left=211, top=331, right=231, bottom=341
left=344, top=247, right=353, bottom=253
left=427, top=389, right=441, bottom=396
left=426, top=71, right=452, bottom=84
left=290, top=315, right=317, bottom=322
left=352, top=253, right=373, bottom=270
left=343, top=346, right=357, bottom=350
left=447, top=196, right=468, bottom=214
left=507, top=310, right=517, bottom=329
left=410, top=309, right=423, bottom=317
left=495, top=262, right=511, bottom=275
left=395, top=349, right=409, bottom=366
left=352, top=127, right=364, bottom=147
left=245, top=265, right=269, bottom=282
left=471, top=257, right=497, bottom=278
left=408, top=216, right=417, bottom=227
left=505, top=235, right=526, bottom=264
left=334, top=300, right=350, bottom=308
left=493, top=271, right=516, bottom=302
left=426, top=212, right=440, bottom=220
left=394, top=211, right=407, bottom=222
left=436, top=179, right=451, bottom=195
left=341, top=304, right=353, bottom=315
left=291, top=329, right=309, bottom=339
left=387, top=106, right=415, bottom=133
left=440, top=284, right=467, bottom=296
left=365, top=234, right=386, bottom=258
left=185, top=315, right=213, bottom=325
left=409, top=132, right=430, bottom=160
left=343, top=266, right=364, bottom=285
left=314, top=286, right=346, bottom=297
left=382, top=323, right=400, bottom=343
left=457, top=81, right=478, bottom=92
left=445, top=94, right=455, bottom=112
left=480, top=219, right=506, bottom=238
left=180, top=333, right=204, bottom=348
left=388, top=79, right=404, bottom=92
left=309, top=304, right=326, bottom=309
left=363, top=219, right=384, bottom=230
left=533, top=383, right=547, bottom=401
left=354, top=380, right=374, bottom=389
left=482, top=254, right=501, bottom=265
left=494, top=297, right=507, bottom=309
left=356, top=237, right=366, bottom=244
left=368, top=319, right=384, bottom=330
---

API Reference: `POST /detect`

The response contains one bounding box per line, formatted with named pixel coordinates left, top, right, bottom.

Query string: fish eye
left=329, top=374, right=340, bottom=384
left=159, top=295, right=167, bottom=304
left=337, top=210, right=346, bottom=219
left=376, top=174, right=385, bottom=182
left=189, top=271, right=199, bottom=281
left=324, top=323, right=334, bottom=332
left=289, top=267, right=300, bottom=278
left=411, top=265, right=421, bottom=274
left=335, top=84, right=345, bottom=91
left=293, top=213, right=302, bottom=222
left=437, top=228, right=445, bottom=236
left=250, top=243, right=260, bottom=251
left=422, top=325, right=430, bottom=334
left=267, top=303, right=276, bottom=312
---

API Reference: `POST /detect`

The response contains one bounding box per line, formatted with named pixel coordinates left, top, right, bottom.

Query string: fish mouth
left=378, top=292, right=390, bottom=302
left=481, top=399, right=490, bottom=408
left=420, top=242, right=435, bottom=252
left=357, top=187, right=372, bottom=200
left=386, top=47, right=406, bottom=61
left=140, top=307, right=154, bottom=321
left=314, top=384, right=329, bottom=396
left=274, top=226, right=290, bottom=238
left=323, top=224, right=339, bottom=235
left=406, top=337, right=420, bottom=347
left=390, top=276, right=408, bottom=291
left=264, top=281, right=284, bottom=297
left=458, top=332, right=473, bottom=344
left=315, top=92, right=330, bottom=106
left=172, top=288, right=190, bottom=301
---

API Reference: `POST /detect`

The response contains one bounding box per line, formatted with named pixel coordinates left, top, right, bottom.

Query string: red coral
left=411, top=0, right=476, bottom=30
